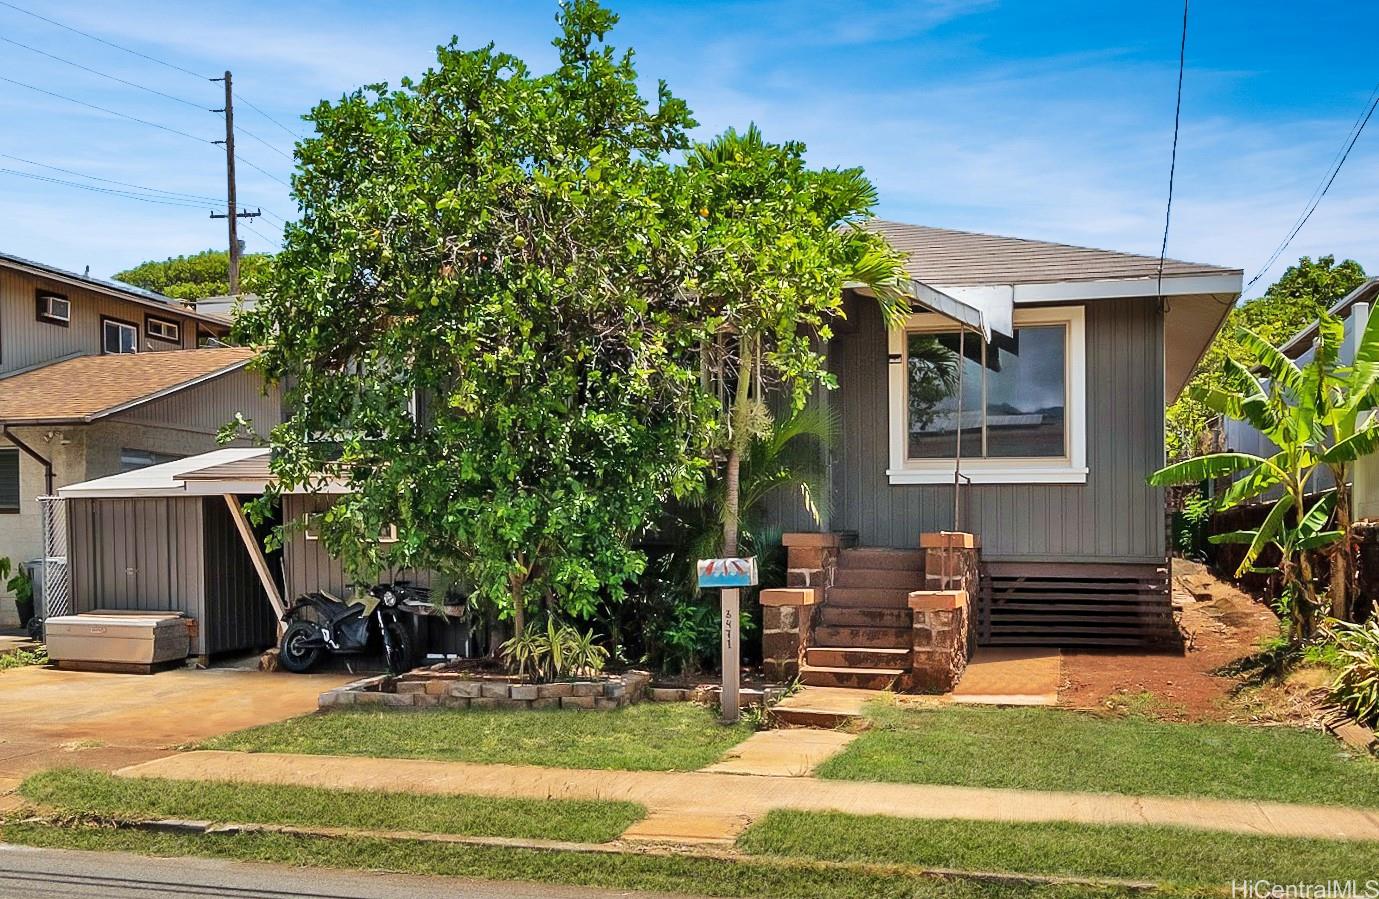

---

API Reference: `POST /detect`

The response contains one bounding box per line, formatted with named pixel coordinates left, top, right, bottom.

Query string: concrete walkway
left=702, top=729, right=855, bottom=777
left=117, top=750, right=1379, bottom=845
left=950, top=648, right=1060, bottom=706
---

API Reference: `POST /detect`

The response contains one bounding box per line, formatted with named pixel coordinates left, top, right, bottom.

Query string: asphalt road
left=0, top=843, right=698, bottom=899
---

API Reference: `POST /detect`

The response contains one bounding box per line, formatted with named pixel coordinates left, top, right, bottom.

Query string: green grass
left=0, top=644, right=47, bottom=670
left=740, top=809, right=1379, bottom=886
left=201, top=701, right=752, bottom=771
left=816, top=703, right=1379, bottom=806
left=0, top=822, right=1164, bottom=899
left=21, top=768, right=641, bottom=843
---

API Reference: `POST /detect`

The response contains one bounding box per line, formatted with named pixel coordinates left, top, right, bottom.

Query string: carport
left=56, top=447, right=477, bottom=664
left=56, top=448, right=285, bottom=662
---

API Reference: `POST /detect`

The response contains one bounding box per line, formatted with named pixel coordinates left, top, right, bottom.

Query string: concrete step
left=813, top=624, right=911, bottom=649
left=838, top=548, right=925, bottom=571
left=806, top=646, right=912, bottom=669
left=800, top=664, right=906, bottom=691
left=818, top=606, right=912, bottom=628
left=827, top=587, right=912, bottom=608
left=833, top=567, right=924, bottom=589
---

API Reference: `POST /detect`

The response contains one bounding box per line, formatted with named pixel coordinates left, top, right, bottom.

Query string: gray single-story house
left=53, top=221, right=1244, bottom=678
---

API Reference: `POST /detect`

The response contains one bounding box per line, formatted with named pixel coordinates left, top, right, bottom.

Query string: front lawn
left=739, top=809, right=1379, bottom=886
left=201, top=701, right=753, bottom=772
left=22, top=768, right=641, bottom=843
left=816, top=703, right=1379, bottom=806
left=0, top=822, right=1148, bottom=899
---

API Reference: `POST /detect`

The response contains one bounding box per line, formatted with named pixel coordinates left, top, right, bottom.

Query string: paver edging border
left=318, top=669, right=654, bottom=712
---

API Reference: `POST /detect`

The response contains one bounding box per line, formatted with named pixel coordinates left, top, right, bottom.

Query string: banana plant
left=1149, top=311, right=1379, bottom=639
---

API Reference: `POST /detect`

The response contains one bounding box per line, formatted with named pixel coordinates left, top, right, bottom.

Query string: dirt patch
left=1060, top=559, right=1283, bottom=721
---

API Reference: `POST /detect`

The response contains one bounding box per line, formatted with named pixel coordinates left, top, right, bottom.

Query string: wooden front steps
left=799, top=547, right=925, bottom=692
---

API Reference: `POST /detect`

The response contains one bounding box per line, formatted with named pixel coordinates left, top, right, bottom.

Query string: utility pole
left=210, top=70, right=261, bottom=297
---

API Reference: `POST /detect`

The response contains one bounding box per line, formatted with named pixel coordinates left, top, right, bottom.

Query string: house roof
left=863, top=221, right=1243, bottom=287
left=176, top=451, right=272, bottom=484
left=1279, top=278, right=1379, bottom=358
left=0, top=251, right=232, bottom=328
left=0, top=346, right=256, bottom=425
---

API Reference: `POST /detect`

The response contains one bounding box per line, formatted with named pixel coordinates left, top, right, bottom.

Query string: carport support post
left=223, top=494, right=286, bottom=631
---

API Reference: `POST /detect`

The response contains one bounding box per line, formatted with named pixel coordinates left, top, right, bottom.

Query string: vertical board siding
left=68, top=496, right=208, bottom=653
left=806, top=295, right=1166, bottom=563
left=282, top=494, right=433, bottom=597
left=0, top=267, right=210, bottom=374
left=116, top=367, right=282, bottom=435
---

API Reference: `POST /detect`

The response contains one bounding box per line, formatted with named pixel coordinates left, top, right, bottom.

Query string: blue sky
left=0, top=0, right=1374, bottom=297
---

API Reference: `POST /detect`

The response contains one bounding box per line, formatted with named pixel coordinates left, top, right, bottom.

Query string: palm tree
left=686, top=125, right=910, bottom=558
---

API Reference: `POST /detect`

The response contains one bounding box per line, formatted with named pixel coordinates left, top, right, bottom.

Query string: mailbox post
left=696, top=557, right=758, bottom=723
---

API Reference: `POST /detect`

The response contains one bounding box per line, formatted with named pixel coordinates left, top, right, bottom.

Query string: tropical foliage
left=1150, top=310, right=1379, bottom=639
left=1166, top=255, right=1367, bottom=460
left=684, top=125, right=908, bottom=556
left=238, top=0, right=711, bottom=637
left=1328, top=618, right=1379, bottom=726
left=114, top=249, right=272, bottom=301
left=500, top=619, right=608, bottom=683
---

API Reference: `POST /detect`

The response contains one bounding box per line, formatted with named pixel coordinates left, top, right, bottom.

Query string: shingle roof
left=863, top=220, right=1242, bottom=287
left=0, top=347, right=255, bottom=424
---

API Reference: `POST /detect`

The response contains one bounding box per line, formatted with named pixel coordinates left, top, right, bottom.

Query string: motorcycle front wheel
left=279, top=620, right=323, bottom=673
left=381, top=618, right=414, bottom=675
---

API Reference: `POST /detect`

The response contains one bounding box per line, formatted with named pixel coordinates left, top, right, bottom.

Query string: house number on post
left=696, top=557, right=758, bottom=723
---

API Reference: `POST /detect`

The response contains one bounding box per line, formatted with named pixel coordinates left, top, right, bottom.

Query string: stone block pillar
left=908, top=532, right=981, bottom=693
left=760, top=587, right=818, bottom=680
left=781, top=531, right=855, bottom=591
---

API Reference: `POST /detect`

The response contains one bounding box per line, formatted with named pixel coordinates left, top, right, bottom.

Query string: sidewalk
left=117, top=750, right=1379, bottom=845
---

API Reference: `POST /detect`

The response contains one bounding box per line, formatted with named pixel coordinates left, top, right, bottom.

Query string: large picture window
left=888, top=306, right=1086, bottom=484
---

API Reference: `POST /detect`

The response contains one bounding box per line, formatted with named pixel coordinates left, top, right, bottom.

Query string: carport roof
left=58, top=448, right=270, bottom=498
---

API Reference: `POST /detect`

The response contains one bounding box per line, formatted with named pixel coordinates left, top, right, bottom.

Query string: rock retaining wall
left=320, top=669, right=653, bottom=711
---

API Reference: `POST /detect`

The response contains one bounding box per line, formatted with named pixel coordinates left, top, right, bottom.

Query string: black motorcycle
left=277, top=583, right=418, bottom=675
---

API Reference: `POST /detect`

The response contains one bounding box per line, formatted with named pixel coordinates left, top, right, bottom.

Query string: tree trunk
left=1330, top=464, right=1353, bottom=621
left=721, top=334, right=753, bottom=557
left=509, top=570, right=526, bottom=638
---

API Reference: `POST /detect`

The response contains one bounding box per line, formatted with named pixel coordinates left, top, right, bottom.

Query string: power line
left=0, top=0, right=209, bottom=81
left=234, top=152, right=291, bottom=188
left=0, top=151, right=222, bottom=203
left=0, top=73, right=213, bottom=144
left=0, top=34, right=211, bottom=111
left=236, top=123, right=293, bottom=160
left=1156, top=0, right=1189, bottom=299
left=241, top=220, right=281, bottom=247
left=0, top=166, right=212, bottom=208
left=233, top=91, right=304, bottom=141
left=1245, top=81, right=1379, bottom=290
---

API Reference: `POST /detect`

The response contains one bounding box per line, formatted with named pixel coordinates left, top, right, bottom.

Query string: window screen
left=0, top=449, right=20, bottom=512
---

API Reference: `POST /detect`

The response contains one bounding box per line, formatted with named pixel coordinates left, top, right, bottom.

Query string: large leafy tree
left=1150, top=312, right=1379, bottom=638
left=683, top=126, right=909, bottom=555
left=115, top=249, right=271, bottom=301
left=1167, top=255, right=1367, bottom=460
left=238, top=1, right=709, bottom=636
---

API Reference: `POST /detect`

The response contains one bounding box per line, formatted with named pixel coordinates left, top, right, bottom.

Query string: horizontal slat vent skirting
left=978, top=563, right=1173, bottom=647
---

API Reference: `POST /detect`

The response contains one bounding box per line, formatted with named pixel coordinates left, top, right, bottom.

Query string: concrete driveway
left=0, top=665, right=351, bottom=794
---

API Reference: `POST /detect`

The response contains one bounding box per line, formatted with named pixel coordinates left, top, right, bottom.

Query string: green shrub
left=500, top=619, right=607, bottom=683
left=1328, top=618, right=1379, bottom=725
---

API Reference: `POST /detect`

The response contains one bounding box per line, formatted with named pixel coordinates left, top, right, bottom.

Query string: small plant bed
left=202, top=701, right=754, bottom=772
left=0, top=643, right=47, bottom=671
left=321, top=660, right=653, bottom=712
left=0, top=822, right=1139, bottom=899
left=20, top=768, right=640, bottom=843
left=816, top=702, right=1379, bottom=807
left=738, top=809, right=1379, bottom=887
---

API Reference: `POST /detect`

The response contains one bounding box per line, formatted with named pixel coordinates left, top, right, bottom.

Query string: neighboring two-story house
left=0, top=252, right=280, bottom=626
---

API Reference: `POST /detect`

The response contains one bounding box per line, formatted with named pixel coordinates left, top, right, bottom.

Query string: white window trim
left=102, top=319, right=138, bottom=354
left=887, top=304, right=1087, bottom=485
